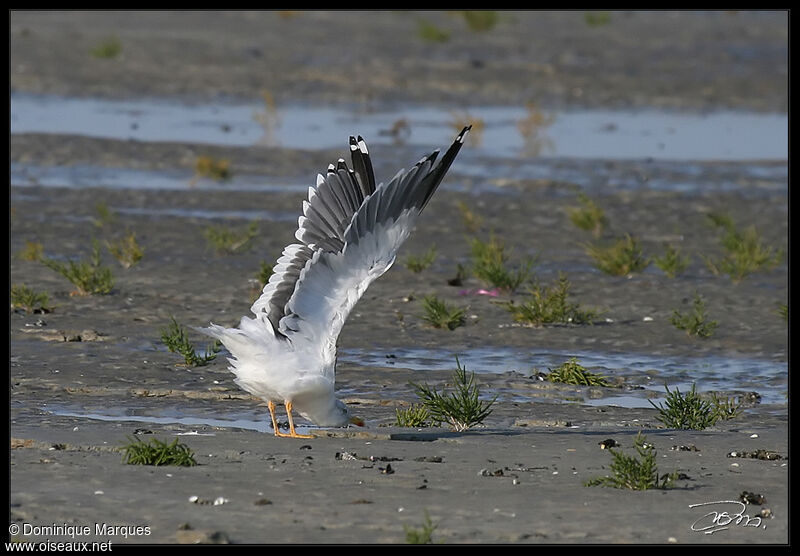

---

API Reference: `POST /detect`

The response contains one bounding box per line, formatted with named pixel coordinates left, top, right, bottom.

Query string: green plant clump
left=416, top=18, right=450, bottom=42
left=404, top=246, right=438, bottom=273
left=585, top=234, right=650, bottom=276
left=107, top=231, right=145, bottom=269
left=649, top=383, right=717, bottom=430
left=404, top=511, right=438, bottom=544
left=91, top=36, right=122, bottom=59
left=704, top=213, right=782, bottom=283
left=10, top=284, right=51, bottom=314
left=654, top=243, right=690, bottom=278
left=584, top=432, right=677, bottom=490
left=568, top=193, right=607, bottom=238
left=546, top=357, right=609, bottom=387
left=395, top=404, right=433, bottom=428
left=670, top=292, right=718, bottom=338
left=469, top=235, right=536, bottom=293
left=410, top=356, right=496, bottom=432
left=121, top=436, right=197, bottom=467
left=504, top=273, right=601, bottom=326
left=40, top=241, right=114, bottom=296
left=161, top=317, right=221, bottom=367
left=204, top=222, right=258, bottom=255
left=421, top=295, right=466, bottom=331
left=459, top=10, right=499, bottom=32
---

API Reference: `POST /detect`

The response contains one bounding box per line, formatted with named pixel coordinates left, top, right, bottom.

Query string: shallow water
left=340, top=346, right=788, bottom=407
left=11, top=94, right=788, bottom=161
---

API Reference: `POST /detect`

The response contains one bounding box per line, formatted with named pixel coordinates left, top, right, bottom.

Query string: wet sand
left=10, top=11, right=788, bottom=544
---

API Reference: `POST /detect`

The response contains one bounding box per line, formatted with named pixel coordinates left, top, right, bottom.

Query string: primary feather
left=203, top=126, right=471, bottom=427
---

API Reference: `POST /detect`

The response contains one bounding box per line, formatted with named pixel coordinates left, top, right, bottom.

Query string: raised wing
left=251, top=127, right=471, bottom=365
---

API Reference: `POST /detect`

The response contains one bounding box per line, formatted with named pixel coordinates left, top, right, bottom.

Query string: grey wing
left=251, top=127, right=471, bottom=357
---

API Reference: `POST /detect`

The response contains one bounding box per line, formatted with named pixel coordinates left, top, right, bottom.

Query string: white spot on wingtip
left=357, top=139, right=368, bottom=153
left=316, top=174, right=325, bottom=187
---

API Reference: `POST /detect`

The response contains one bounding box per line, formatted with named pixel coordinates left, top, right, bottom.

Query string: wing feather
left=249, top=126, right=471, bottom=367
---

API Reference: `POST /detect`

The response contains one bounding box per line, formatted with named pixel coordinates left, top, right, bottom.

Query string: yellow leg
left=267, top=400, right=283, bottom=437
left=285, top=401, right=314, bottom=439
left=268, top=400, right=313, bottom=438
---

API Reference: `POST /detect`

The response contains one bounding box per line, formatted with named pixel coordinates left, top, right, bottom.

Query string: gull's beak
left=349, top=416, right=365, bottom=427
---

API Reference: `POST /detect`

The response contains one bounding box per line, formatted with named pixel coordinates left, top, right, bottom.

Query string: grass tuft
left=404, top=511, right=438, bottom=544
left=120, top=436, right=197, bottom=467
left=568, top=193, right=607, bottom=238
left=11, top=284, right=52, bottom=314
left=504, top=273, right=601, bottom=326
left=106, top=231, right=144, bottom=269
left=410, top=356, right=496, bottom=432
left=584, top=432, right=677, bottom=490
left=469, top=235, right=535, bottom=293
left=545, top=357, right=608, bottom=386
left=459, top=10, right=499, bottom=32
left=585, top=234, right=650, bottom=276
left=404, top=246, right=437, bottom=273
left=395, top=404, right=433, bottom=428
left=649, top=383, right=717, bottom=430
left=204, top=222, right=258, bottom=255
left=421, top=296, right=466, bottom=331
left=704, top=213, right=782, bottom=283
left=40, top=240, right=114, bottom=296
left=654, top=243, right=690, bottom=278
left=18, top=240, right=44, bottom=262
left=456, top=201, right=484, bottom=233
left=416, top=18, right=450, bottom=42
left=194, top=156, right=232, bottom=181
left=90, top=36, right=122, bottom=59
left=670, top=291, right=718, bottom=338
left=161, top=317, right=221, bottom=367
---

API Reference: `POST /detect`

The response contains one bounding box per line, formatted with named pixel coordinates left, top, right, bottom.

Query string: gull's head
left=334, top=398, right=365, bottom=428
left=302, top=397, right=364, bottom=428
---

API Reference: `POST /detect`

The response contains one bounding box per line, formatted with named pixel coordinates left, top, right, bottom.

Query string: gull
left=202, top=126, right=471, bottom=438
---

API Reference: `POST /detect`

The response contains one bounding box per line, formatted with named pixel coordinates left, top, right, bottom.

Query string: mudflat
left=10, top=11, right=788, bottom=544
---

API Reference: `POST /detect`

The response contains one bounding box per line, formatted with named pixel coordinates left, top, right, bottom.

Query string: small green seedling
left=504, top=273, right=601, bottom=326
left=404, top=511, right=438, bottom=544
left=194, top=156, right=232, bottom=181
left=584, top=11, right=612, bottom=27
left=204, top=222, right=258, bottom=255
left=459, top=10, right=499, bottom=32
left=404, top=246, right=437, bottom=273
left=709, top=392, right=744, bottom=422
left=545, top=357, right=609, bottom=387
left=161, top=317, right=221, bottom=367
left=40, top=241, right=114, bottom=296
left=107, top=231, right=144, bottom=269
left=585, top=234, right=650, bottom=276
left=120, top=436, right=197, bottom=467
left=10, top=284, right=52, bottom=314
left=416, top=18, right=450, bottom=42
left=568, top=193, right=607, bottom=238
left=18, top=240, right=44, bottom=262
left=456, top=201, right=484, bottom=233
left=410, top=356, right=496, bottom=432
left=421, top=295, right=466, bottom=331
left=469, top=235, right=536, bottom=293
left=92, top=202, right=116, bottom=229
left=394, top=404, right=434, bottom=428
left=649, top=383, right=717, bottom=430
left=584, top=432, right=677, bottom=490
left=670, top=292, right=718, bottom=338
left=704, top=213, right=782, bottom=283
left=90, top=36, right=122, bottom=59
left=654, top=243, right=690, bottom=278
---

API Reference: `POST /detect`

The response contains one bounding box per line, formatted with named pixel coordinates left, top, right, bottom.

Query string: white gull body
left=202, top=127, right=471, bottom=437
